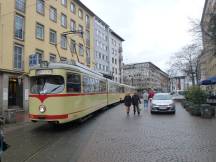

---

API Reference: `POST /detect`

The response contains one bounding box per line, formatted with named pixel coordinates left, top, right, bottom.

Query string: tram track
left=22, top=135, right=63, bottom=162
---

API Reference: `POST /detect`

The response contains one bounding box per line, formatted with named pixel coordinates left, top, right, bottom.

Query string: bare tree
left=168, top=44, right=201, bottom=86
left=188, top=18, right=203, bottom=47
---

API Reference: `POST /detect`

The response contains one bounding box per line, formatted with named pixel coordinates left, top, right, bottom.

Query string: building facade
left=93, top=16, right=110, bottom=76
left=200, top=0, right=216, bottom=79
left=109, top=30, right=124, bottom=83
left=0, top=0, right=94, bottom=113
left=170, top=76, right=187, bottom=92
left=123, top=62, right=169, bottom=92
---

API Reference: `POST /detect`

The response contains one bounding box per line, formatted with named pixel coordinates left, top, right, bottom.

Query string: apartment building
left=200, top=0, right=216, bottom=79
left=123, top=62, right=169, bottom=92
left=93, top=16, right=110, bottom=76
left=0, top=0, right=94, bottom=112
left=109, top=30, right=124, bottom=83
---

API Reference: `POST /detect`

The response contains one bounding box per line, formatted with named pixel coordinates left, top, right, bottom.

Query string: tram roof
left=30, top=61, right=104, bottom=78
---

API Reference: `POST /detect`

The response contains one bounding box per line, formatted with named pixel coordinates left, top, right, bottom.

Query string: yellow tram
left=29, top=61, right=135, bottom=124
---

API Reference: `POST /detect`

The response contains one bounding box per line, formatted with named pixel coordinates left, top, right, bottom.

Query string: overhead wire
left=1, top=0, right=94, bottom=65
left=43, top=1, right=90, bottom=63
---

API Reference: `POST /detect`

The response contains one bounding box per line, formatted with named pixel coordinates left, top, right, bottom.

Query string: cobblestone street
left=3, top=102, right=216, bottom=162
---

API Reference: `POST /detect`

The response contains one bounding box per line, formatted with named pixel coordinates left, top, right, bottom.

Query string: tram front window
left=30, top=75, right=64, bottom=94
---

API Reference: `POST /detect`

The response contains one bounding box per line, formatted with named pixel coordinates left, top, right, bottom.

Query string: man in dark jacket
left=132, top=93, right=141, bottom=115
left=124, top=93, right=132, bottom=115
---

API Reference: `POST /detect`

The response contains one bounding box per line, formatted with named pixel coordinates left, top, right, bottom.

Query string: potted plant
left=185, top=86, right=207, bottom=116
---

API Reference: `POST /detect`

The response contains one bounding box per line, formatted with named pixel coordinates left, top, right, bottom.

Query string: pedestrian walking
left=143, top=91, right=148, bottom=109
left=148, top=89, right=155, bottom=103
left=124, top=93, right=132, bottom=115
left=132, top=93, right=141, bottom=115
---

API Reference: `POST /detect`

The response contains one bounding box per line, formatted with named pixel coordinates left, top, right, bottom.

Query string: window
left=78, top=25, right=83, bottom=37
left=85, top=15, right=90, bottom=28
left=49, top=6, right=57, bottom=22
left=99, top=53, right=101, bottom=59
left=112, top=57, right=114, bottom=63
left=115, top=59, right=117, bottom=64
left=86, top=47, right=90, bottom=65
left=70, top=39, right=76, bottom=53
left=29, top=50, right=43, bottom=67
left=30, top=76, right=64, bottom=94
left=70, top=20, right=76, bottom=31
left=79, top=43, right=84, bottom=56
left=14, top=44, right=23, bottom=69
left=49, top=54, right=56, bottom=63
left=86, top=30, right=90, bottom=46
left=49, top=29, right=57, bottom=44
left=14, top=14, right=24, bottom=40
left=61, top=0, right=67, bottom=7
left=60, top=57, right=67, bottom=62
left=61, top=13, right=67, bottom=28
left=36, top=23, right=44, bottom=40
left=36, top=0, right=44, bottom=15
left=16, top=0, right=25, bottom=12
left=70, top=2, right=76, bottom=13
left=78, top=9, right=83, bottom=19
left=67, top=73, right=81, bottom=93
left=83, top=76, right=99, bottom=93
left=61, top=34, right=67, bottom=49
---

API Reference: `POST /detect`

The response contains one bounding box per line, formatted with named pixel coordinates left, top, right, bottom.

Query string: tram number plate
left=36, top=70, right=52, bottom=75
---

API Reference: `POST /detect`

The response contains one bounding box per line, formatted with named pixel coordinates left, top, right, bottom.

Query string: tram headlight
left=39, top=105, right=46, bottom=113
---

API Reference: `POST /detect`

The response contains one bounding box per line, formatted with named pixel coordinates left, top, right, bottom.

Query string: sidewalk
left=3, top=111, right=30, bottom=133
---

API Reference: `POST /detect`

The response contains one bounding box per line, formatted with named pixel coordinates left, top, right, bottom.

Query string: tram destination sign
left=36, top=70, right=53, bottom=75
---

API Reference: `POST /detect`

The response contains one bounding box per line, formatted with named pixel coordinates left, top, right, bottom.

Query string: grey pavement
left=3, top=102, right=216, bottom=162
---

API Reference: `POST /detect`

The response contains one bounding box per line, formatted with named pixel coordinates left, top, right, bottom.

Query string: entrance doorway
left=8, top=78, right=23, bottom=108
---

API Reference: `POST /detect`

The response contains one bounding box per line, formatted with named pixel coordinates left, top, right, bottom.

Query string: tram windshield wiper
left=47, top=85, right=62, bottom=94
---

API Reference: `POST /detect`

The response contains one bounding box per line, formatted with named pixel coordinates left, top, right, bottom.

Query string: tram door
left=8, top=78, right=23, bottom=108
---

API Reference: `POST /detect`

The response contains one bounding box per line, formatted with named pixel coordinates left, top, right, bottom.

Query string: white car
left=151, top=93, right=175, bottom=114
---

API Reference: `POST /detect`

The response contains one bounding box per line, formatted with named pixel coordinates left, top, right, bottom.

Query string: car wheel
left=151, top=111, right=154, bottom=114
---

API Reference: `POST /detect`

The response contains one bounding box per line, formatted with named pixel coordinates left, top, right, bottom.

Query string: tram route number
left=36, top=70, right=52, bottom=75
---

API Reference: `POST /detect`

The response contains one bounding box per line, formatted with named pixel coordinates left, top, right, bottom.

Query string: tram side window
left=83, top=76, right=100, bottom=93
left=99, top=81, right=106, bottom=93
left=67, top=73, right=81, bottom=93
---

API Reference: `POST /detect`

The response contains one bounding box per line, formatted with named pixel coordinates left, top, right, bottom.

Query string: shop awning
left=200, top=76, right=216, bottom=85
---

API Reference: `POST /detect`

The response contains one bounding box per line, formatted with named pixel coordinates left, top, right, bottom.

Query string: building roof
left=123, top=62, right=168, bottom=77
left=95, top=15, right=110, bottom=28
left=110, top=30, right=125, bottom=41
left=74, top=0, right=95, bottom=16
left=201, top=0, right=209, bottom=25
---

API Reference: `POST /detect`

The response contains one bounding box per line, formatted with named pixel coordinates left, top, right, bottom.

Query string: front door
left=8, top=78, right=23, bottom=108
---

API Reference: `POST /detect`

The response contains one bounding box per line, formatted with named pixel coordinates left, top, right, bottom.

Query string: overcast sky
left=82, top=0, right=205, bottom=72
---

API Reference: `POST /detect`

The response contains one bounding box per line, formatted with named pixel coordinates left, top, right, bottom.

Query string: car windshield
left=30, top=75, right=64, bottom=94
left=153, top=94, right=172, bottom=100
